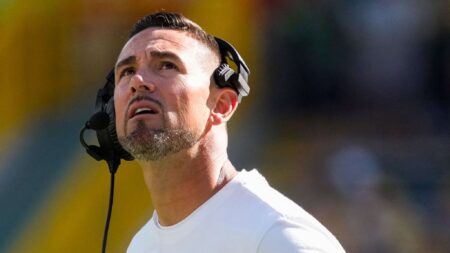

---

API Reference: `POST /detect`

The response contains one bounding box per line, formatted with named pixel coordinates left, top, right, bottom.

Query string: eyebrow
left=115, top=55, right=136, bottom=71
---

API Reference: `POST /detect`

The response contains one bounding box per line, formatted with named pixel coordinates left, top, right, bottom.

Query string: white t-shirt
left=127, top=169, right=345, bottom=253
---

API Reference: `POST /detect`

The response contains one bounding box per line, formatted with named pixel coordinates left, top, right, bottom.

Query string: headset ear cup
left=104, top=98, right=134, bottom=161
left=214, top=63, right=236, bottom=89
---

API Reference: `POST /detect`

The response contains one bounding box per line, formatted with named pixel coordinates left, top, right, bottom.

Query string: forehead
left=117, top=28, right=210, bottom=63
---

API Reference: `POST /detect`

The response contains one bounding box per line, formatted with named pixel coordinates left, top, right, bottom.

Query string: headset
left=80, top=37, right=250, bottom=168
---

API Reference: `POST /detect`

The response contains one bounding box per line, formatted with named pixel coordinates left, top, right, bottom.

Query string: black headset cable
left=102, top=159, right=120, bottom=253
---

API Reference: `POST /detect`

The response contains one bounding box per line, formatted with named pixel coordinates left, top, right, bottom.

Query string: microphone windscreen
left=88, top=112, right=110, bottom=130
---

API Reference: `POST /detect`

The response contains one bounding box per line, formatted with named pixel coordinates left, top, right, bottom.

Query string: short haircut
left=128, top=11, right=220, bottom=58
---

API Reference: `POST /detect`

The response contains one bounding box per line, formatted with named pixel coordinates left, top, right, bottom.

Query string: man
left=113, top=11, right=345, bottom=253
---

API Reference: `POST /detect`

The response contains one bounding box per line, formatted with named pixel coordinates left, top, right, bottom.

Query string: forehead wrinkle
left=143, top=38, right=186, bottom=59
left=148, top=51, right=182, bottom=62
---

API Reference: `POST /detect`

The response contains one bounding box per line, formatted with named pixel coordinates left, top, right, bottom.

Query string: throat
left=144, top=160, right=237, bottom=226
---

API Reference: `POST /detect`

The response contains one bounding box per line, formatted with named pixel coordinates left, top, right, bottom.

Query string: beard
left=118, top=120, right=199, bottom=161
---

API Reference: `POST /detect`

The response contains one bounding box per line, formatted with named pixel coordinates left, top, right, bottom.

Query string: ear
left=209, top=88, right=238, bottom=125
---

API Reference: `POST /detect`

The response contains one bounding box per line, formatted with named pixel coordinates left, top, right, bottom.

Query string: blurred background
left=0, top=0, right=449, bottom=252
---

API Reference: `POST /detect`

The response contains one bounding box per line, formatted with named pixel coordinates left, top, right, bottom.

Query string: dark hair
left=128, top=11, right=219, bottom=58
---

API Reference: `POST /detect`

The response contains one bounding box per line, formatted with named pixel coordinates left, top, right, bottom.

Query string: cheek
left=179, top=87, right=212, bottom=128
left=163, top=90, right=190, bottom=127
left=160, top=75, right=212, bottom=128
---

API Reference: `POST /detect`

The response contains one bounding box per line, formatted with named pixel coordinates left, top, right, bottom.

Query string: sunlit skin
left=114, top=28, right=239, bottom=226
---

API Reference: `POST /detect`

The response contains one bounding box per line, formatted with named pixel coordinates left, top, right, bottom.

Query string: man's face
left=114, top=28, right=219, bottom=161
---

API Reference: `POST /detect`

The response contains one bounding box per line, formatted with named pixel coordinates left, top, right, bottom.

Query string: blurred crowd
left=237, top=0, right=450, bottom=252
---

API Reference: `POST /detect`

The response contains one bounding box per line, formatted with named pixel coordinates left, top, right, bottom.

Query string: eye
left=160, top=61, right=178, bottom=71
left=119, top=67, right=135, bottom=78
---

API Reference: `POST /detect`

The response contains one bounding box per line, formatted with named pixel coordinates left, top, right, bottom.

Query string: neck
left=137, top=140, right=237, bottom=226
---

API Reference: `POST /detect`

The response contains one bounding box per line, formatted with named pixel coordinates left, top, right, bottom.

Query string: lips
left=135, top=107, right=156, bottom=115
left=127, top=97, right=161, bottom=119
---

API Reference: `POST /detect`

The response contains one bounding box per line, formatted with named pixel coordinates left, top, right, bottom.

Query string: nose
left=129, top=73, right=156, bottom=93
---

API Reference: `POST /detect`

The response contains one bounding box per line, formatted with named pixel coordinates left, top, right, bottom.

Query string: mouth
left=127, top=97, right=161, bottom=120
left=134, top=107, right=157, bottom=116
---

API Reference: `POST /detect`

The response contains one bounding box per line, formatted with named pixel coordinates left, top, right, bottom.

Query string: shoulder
left=233, top=169, right=310, bottom=220
left=235, top=170, right=346, bottom=253
left=256, top=218, right=346, bottom=253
